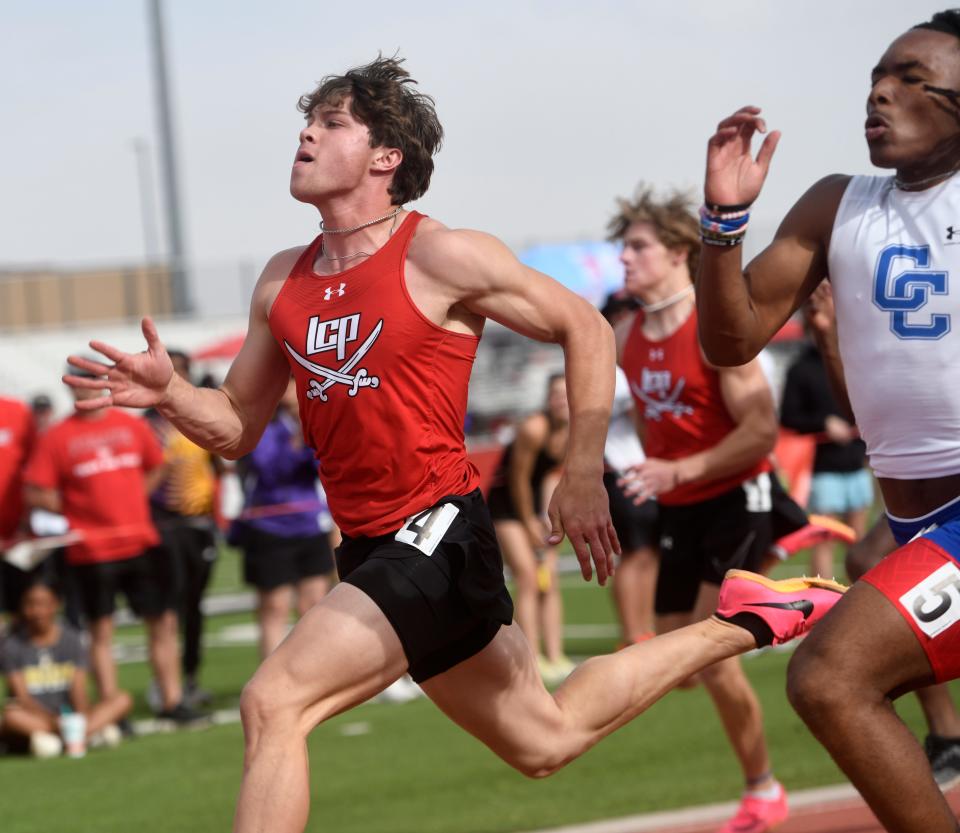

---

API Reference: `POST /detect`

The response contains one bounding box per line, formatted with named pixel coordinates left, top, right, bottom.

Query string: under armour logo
left=649, top=348, right=664, bottom=361
left=323, top=283, right=346, bottom=301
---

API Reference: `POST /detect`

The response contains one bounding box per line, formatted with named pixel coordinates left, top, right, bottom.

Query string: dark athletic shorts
left=71, top=550, right=173, bottom=621
left=485, top=482, right=518, bottom=522
left=603, top=471, right=659, bottom=554
left=655, top=473, right=773, bottom=615
left=242, top=527, right=334, bottom=591
left=336, top=489, right=514, bottom=683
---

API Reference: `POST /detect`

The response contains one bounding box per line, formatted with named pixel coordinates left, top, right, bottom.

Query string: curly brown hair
left=298, top=55, right=443, bottom=205
left=607, top=184, right=700, bottom=277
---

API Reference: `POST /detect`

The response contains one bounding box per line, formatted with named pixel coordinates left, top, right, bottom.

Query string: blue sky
left=1, top=0, right=948, bottom=270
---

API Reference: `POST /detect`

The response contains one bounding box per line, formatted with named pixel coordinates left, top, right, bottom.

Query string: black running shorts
left=603, top=471, right=660, bottom=554
left=242, top=527, right=334, bottom=591
left=71, top=550, right=173, bottom=621
left=335, top=489, right=514, bottom=683
left=655, top=473, right=773, bottom=615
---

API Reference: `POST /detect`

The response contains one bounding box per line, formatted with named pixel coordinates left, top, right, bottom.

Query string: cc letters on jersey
left=873, top=244, right=950, bottom=340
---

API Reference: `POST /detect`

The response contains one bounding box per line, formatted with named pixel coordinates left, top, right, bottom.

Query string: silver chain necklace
left=320, top=206, right=402, bottom=234
left=319, top=210, right=401, bottom=262
left=894, top=168, right=960, bottom=191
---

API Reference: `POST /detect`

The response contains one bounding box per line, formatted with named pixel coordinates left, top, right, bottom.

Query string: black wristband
left=704, top=200, right=753, bottom=214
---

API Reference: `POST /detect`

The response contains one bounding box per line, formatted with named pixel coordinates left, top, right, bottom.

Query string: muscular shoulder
left=252, top=245, right=308, bottom=316
left=407, top=221, right=514, bottom=292
left=260, top=246, right=307, bottom=285
left=776, top=174, right=852, bottom=244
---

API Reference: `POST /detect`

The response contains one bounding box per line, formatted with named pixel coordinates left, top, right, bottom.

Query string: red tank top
left=621, top=308, right=768, bottom=506
left=268, top=212, right=480, bottom=536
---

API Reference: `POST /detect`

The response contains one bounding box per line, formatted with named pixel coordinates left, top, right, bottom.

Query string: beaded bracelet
left=700, top=203, right=750, bottom=247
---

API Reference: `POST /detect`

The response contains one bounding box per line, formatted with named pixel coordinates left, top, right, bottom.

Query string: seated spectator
left=0, top=576, right=131, bottom=757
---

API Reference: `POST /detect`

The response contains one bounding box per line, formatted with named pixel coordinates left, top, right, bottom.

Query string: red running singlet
left=620, top=308, right=769, bottom=506
left=268, top=212, right=480, bottom=537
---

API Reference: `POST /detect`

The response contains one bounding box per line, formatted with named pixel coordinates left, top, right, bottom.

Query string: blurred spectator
left=145, top=350, right=221, bottom=707
left=0, top=395, right=35, bottom=615
left=22, top=367, right=202, bottom=723
left=779, top=338, right=873, bottom=578
left=29, top=394, right=55, bottom=434
left=1, top=575, right=130, bottom=757
left=232, top=378, right=335, bottom=658
left=486, top=374, right=573, bottom=684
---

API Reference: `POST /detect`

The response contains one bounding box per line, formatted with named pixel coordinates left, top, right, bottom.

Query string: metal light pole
left=146, top=0, right=192, bottom=315
left=131, top=137, right=160, bottom=264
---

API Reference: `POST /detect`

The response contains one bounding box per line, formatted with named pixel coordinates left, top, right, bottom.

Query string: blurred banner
left=518, top=241, right=624, bottom=306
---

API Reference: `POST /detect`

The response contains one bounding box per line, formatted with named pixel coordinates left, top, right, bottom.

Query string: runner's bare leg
left=422, top=617, right=753, bottom=777
left=233, top=583, right=408, bottom=833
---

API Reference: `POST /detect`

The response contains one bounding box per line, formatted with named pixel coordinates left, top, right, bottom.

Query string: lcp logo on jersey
left=283, top=313, right=383, bottom=401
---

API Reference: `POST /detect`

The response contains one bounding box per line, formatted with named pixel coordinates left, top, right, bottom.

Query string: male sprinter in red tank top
left=612, top=186, right=788, bottom=833
left=64, top=57, right=845, bottom=833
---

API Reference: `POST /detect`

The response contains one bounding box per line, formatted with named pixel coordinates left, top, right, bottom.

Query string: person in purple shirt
left=233, top=379, right=336, bottom=657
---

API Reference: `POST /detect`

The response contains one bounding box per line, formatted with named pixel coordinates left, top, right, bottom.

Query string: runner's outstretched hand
left=64, top=317, right=176, bottom=411
left=705, top=106, right=780, bottom=208
left=546, top=472, right=620, bottom=586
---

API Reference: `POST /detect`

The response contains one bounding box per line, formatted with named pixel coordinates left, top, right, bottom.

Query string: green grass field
left=1, top=546, right=955, bottom=833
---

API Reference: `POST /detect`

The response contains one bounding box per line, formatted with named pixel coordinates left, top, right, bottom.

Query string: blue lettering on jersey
left=872, top=245, right=950, bottom=339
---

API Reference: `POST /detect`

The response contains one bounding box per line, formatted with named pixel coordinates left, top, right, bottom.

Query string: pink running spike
left=716, top=570, right=847, bottom=646
left=774, top=515, right=856, bottom=559
left=718, top=781, right=789, bottom=833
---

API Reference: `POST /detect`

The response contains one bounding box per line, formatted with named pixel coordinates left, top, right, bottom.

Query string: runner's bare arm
left=697, top=107, right=849, bottom=365
left=413, top=229, right=620, bottom=584
left=678, top=358, right=778, bottom=484
left=64, top=250, right=300, bottom=459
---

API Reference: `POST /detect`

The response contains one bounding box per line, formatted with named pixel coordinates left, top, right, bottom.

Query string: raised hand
left=64, top=317, right=176, bottom=411
left=705, top=106, right=781, bottom=207
left=546, top=472, right=620, bottom=585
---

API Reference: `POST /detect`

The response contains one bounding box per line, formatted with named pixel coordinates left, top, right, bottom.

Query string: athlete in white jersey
left=697, top=11, right=960, bottom=833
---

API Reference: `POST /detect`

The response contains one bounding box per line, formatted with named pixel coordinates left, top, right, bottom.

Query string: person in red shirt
left=23, top=369, right=200, bottom=723
left=0, top=395, right=35, bottom=613
left=611, top=186, right=787, bottom=833
left=64, top=57, right=844, bottom=833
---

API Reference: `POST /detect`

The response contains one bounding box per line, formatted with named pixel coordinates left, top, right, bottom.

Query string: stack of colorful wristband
left=699, top=201, right=751, bottom=247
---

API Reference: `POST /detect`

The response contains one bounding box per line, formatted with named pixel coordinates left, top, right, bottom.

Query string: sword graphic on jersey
left=631, top=377, right=694, bottom=421
left=284, top=319, right=383, bottom=402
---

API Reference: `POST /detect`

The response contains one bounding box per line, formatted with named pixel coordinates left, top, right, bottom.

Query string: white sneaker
left=29, top=731, right=63, bottom=759
left=375, top=675, right=423, bottom=704
left=89, top=723, right=122, bottom=749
